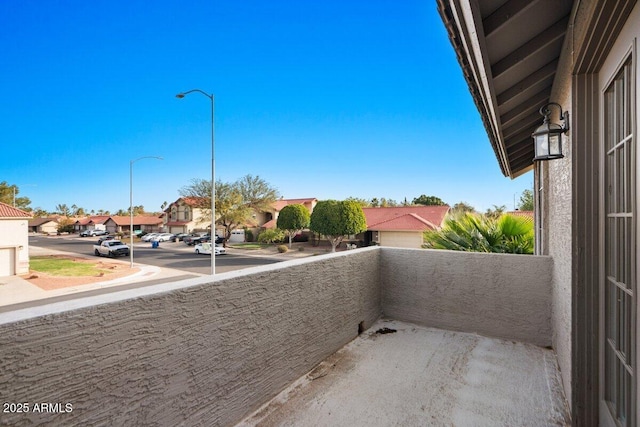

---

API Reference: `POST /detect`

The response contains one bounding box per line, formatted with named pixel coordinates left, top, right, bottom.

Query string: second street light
left=130, top=156, right=163, bottom=268
left=176, top=89, right=215, bottom=276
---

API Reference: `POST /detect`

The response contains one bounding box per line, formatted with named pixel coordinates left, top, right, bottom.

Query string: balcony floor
left=237, top=319, right=570, bottom=426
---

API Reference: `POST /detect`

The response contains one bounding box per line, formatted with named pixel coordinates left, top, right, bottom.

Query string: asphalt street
left=29, top=235, right=283, bottom=274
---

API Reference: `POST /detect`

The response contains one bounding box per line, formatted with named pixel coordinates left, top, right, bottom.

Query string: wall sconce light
left=532, top=102, right=569, bottom=161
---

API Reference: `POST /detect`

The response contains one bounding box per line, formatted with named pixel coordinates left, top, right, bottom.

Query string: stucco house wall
left=0, top=218, right=29, bottom=276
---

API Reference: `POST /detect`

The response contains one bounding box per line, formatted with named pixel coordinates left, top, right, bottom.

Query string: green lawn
left=228, top=243, right=272, bottom=250
left=30, top=256, right=112, bottom=277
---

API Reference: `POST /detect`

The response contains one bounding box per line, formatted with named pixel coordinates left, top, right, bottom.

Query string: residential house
left=104, top=215, right=163, bottom=235
left=258, top=197, right=318, bottom=229
left=0, top=202, right=31, bottom=276
left=361, top=205, right=450, bottom=248
left=73, top=216, right=110, bottom=233
left=163, top=197, right=209, bottom=234
left=437, top=0, right=638, bottom=423
left=28, top=217, right=59, bottom=234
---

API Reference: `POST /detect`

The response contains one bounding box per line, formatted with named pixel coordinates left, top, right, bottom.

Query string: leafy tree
left=518, top=189, right=534, bottom=211
left=56, top=217, right=75, bottom=234
left=0, top=181, right=31, bottom=210
left=55, top=204, right=71, bottom=217
left=257, top=228, right=285, bottom=244
left=71, top=205, right=86, bottom=217
left=277, top=204, right=311, bottom=247
left=423, top=213, right=533, bottom=254
left=180, top=175, right=278, bottom=244
left=115, top=209, right=128, bottom=216
left=345, top=197, right=371, bottom=207
left=32, top=208, right=49, bottom=217
left=412, top=194, right=447, bottom=206
left=310, top=200, right=367, bottom=252
left=485, top=204, right=507, bottom=219
left=451, top=202, right=476, bottom=215
left=237, top=174, right=279, bottom=212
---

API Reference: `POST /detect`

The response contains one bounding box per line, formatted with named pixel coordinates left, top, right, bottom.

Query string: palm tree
left=424, top=213, right=533, bottom=254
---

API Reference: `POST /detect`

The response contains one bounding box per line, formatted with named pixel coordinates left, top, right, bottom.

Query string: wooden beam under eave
left=483, top=0, right=535, bottom=36
left=500, top=90, right=549, bottom=127
left=496, top=59, right=558, bottom=106
left=492, top=16, right=570, bottom=78
left=502, top=111, right=541, bottom=139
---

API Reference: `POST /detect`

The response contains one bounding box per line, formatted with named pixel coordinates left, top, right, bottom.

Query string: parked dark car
left=170, top=233, right=190, bottom=242
left=183, top=234, right=203, bottom=246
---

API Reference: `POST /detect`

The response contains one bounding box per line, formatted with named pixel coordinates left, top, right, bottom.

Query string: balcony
left=0, top=247, right=569, bottom=426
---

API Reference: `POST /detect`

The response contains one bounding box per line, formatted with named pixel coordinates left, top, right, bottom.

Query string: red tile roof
left=107, top=215, right=163, bottom=226
left=181, top=197, right=207, bottom=207
left=363, top=206, right=450, bottom=232
left=0, top=202, right=32, bottom=218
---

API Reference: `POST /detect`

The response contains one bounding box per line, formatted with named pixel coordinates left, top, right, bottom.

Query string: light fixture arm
left=539, top=102, right=569, bottom=132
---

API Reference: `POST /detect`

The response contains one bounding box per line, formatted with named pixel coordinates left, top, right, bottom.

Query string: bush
left=245, top=229, right=254, bottom=242
left=257, top=228, right=285, bottom=244
left=298, top=246, right=305, bottom=252
left=277, top=245, right=288, bottom=253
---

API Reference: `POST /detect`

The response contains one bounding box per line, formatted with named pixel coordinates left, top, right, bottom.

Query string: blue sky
left=1, top=1, right=532, bottom=214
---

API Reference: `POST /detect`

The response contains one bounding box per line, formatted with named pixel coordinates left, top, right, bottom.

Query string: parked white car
left=157, top=233, right=175, bottom=242
left=141, top=233, right=159, bottom=242
left=194, top=242, right=226, bottom=256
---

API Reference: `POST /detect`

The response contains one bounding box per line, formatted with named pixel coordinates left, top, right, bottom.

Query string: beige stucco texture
left=0, top=247, right=555, bottom=426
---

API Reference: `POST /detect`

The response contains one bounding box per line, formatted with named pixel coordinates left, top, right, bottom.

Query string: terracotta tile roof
left=181, top=197, right=207, bottom=207
left=363, top=206, right=450, bottom=232
left=273, top=198, right=317, bottom=211
left=107, top=215, right=164, bottom=226
left=262, top=219, right=277, bottom=229
left=0, top=202, right=32, bottom=218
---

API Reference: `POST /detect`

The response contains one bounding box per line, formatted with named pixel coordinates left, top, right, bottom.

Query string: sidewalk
left=0, top=246, right=194, bottom=307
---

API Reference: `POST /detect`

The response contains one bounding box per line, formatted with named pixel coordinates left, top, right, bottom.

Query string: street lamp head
left=176, top=93, right=185, bottom=99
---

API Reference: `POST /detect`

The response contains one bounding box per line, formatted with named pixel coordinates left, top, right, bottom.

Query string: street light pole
left=176, top=89, right=215, bottom=276
left=130, top=156, right=163, bottom=268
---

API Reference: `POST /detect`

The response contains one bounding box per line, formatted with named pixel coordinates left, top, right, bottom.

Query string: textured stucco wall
left=380, top=248, right=553, bottom=347
left=547, top=65, right=573, bottom=407
left=0, top=218, right=29, bottom=275
left=0, top=249, right=381, bottom=427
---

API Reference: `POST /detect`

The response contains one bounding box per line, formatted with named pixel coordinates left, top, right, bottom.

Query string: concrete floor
left=237, top=319, right=570, bottom=427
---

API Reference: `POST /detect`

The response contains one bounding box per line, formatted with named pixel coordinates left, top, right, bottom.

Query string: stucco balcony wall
left=0, top=247, right=553, bottom=426
left=381, top=248, right=553, bottom=347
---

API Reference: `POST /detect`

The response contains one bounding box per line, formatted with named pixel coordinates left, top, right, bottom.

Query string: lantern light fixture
left=532, top=102, right=569, bottom=161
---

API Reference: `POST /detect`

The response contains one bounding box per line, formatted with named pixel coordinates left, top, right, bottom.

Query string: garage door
left=0, top=248, right=16, bottom=277
left=379, top=231, right=423, bottom=248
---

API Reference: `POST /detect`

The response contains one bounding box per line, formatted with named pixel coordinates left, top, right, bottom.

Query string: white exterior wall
left=0, top=218, right=29, bottom=276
